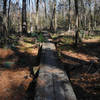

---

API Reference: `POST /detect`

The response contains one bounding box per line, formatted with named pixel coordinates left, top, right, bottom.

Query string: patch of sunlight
left=26, top=48, right=38, bottom=55
left=51, top=33, right=58, bottom=39
left=18, top=40, right=34, bottom=48
left=93, top=36, right=100, bottom=39
left=63, top=37, right=74, bottom=44
left=33, top=66, right=40, bottom=75
left=23, top=37, right=34, bottom=42
left=9, top=35, right=17, bottom=39
left=16, top=45, right=38, bottom=55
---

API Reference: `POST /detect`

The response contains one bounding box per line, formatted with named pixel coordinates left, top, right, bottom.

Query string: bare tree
left=50, top=0, right=57, bottom=32
left=35, top=0, right=39, bottom=31
left=8, top=0, right=11, bottom=33
left=94, top=0, right=97, bottom=30
left=43, top=0, right=47, bottom=29
left=29, top=0, right=33, bottom=32
left=22, top=0, right=27, bottom=34
left=68, top=0, right=71, bottom=31
left=74, top=0, right=79, bottom=45
left=3, top=0, right=7, bottom=15
left=54, top=0, right=57, bottom=32
left=3, top=0, right=7, bottom=44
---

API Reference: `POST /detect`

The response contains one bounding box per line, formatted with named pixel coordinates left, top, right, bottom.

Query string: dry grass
left=0, top=69, right=32, bottom=100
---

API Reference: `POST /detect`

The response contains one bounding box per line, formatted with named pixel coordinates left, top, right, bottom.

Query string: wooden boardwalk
left=34, top=33, right=77, bottom=100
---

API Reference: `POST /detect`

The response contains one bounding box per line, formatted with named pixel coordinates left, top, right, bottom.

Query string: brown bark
left=94, top=0, right=97, bottom=30
left=22, top=0, right=27, bottom=34
left=50, top=0, right=57, bottom=32
left=3, top=0, right=7, bottom=15
left=54, top=1, right=57, bottom=32
left=68, top=0, right=71, bottom=31
left=3, top=0, right=7, bottom=45
left=74, top=0, right=79, bottom=45
left=8, top=0, right=11, bottom=33
left=43, top=0, right=47, bottom=29
left=35, top=0, right=39, bottom=31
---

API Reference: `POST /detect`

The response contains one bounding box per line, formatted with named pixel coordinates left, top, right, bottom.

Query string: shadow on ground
left=0, top=46, right=41, bottom=100
left=53, top=39, right=100, bottom=100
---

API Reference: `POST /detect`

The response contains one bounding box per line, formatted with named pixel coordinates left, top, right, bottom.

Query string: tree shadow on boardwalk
left=40, top=47, right=90, bottom=72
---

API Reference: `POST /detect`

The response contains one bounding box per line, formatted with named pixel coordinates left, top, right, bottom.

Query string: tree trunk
left=22, top=0, right=27, bottom=34
left=35, top=0, right=39, bottom=31
left=43, top=0, right=47, bottom=29
left=8, top=0, right=11, bottom=34
left=54, top=1, right=57, bottom=32
left=74, top=0, right=79, bottom=45
left=85, top=15, right=87, bottom=30
left=80, top=0, right=85, bottom=30
left=3, top=0, right=7, bottom=45
left=3, top=0, right=7, bottom=15
left=88, top=1, right=92, bottom=34
left=30, top=0, right=33, bottom=33
left=68, top=0, right=71, bottom=31
left=94, top=0, right=97, bottom=30
left=50, top=2, right=54, bottom=31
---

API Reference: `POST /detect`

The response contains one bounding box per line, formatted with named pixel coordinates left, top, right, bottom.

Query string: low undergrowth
left=52, top=32, right=100, bottom=100
left=0, top=35, right=42, bottom=100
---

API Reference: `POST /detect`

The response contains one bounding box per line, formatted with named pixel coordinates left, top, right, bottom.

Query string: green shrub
left=30, top=32, right=37, bottom=37
left=37, top=33, right=45, bottom=43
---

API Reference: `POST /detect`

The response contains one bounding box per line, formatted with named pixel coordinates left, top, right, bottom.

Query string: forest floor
left=51, top=32, right=100, bottom=100
left=0, top=36, right=40, bottom=100
left=0, top=32, right=100, bottom=100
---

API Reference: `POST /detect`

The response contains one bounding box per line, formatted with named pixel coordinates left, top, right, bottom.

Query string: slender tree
left=68, top=0, right=71, bottom=31
left=50, top=0, right=57, bottom=32
left=29, top=0, right=33, bottom=32
left=3, top=0, right=7, bottom=15
left=94, top=0, right=97, bottom=30
left=22, top=0, right=27, bottom=34
left=50, top=1, right=54, bottom=31
left=43, top=0, right=47, bottom=29
left=35, top=0, right=39, bottom=31
left=54, top=0, right=57, bottom=32
left=88, top=0, right=91, bottom=32
left=8, top=0, right=11, bottom=33
left=3, top=0, right=7, bottom=44
left=74, top=0, right=79, bottom=45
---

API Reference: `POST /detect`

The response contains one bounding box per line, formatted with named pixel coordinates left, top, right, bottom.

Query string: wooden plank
left=34, top=71, right=54, bottom=100
left=52, top=73, right=65, bottom=100
left=59, top=72, right=77, bottom=100
left=34, top=33, right=77, bottom=100
left=52, top=69, right=77, bottom=100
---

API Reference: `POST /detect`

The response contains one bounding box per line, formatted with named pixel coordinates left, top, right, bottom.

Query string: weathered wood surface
left=34, top=33, right=77, bottom=100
